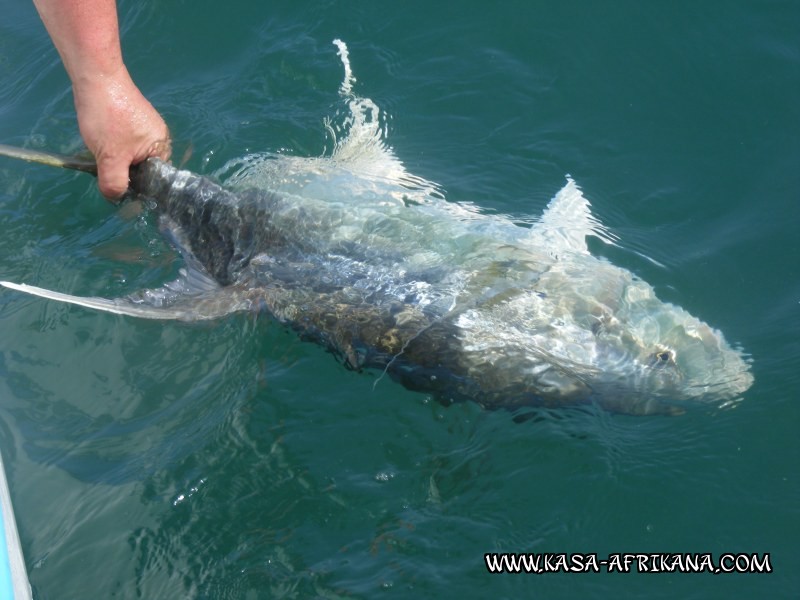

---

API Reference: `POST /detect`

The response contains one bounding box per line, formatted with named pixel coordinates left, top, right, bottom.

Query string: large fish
left=0, top=42, right=752, bottom=415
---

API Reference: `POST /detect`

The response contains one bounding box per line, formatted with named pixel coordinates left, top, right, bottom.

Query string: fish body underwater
left=0, top=41, right=753, bottom=416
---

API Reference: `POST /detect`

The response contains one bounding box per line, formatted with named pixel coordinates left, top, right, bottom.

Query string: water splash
left=219, top=40, right=443, bottom=206
left=332, top=39, right=355, bottom=96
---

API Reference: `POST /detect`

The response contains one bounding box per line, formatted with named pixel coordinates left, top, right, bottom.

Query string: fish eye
left=650, top=349, right=675, bottom=368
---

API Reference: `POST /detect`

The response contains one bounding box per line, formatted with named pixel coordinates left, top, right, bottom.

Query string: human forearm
left=33, top=0, right=170, bottom=199
left=33, top=0, right=125, bottom=84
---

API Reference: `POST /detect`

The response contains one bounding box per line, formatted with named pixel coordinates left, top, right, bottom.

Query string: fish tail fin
left=1, top=281, right=190, bottom=320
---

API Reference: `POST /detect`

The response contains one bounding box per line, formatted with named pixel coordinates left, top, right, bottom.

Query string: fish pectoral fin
left=1, top=280, right=261, bottom=321
left=159, top=215, right=222, bottom=294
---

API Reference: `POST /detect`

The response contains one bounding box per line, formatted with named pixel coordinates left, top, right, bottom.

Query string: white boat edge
left=0, top=450, right=32, bottom=600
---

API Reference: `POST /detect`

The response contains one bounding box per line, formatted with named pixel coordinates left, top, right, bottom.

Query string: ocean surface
left=1, top=1, right=798, bottom=598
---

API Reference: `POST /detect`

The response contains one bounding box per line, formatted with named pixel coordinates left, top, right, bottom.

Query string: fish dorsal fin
left=528, top=177, right=616, bottom=257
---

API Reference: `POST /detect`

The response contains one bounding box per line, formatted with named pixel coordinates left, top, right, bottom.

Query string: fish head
left=479, top=255, right=755, bottom=415
left=587, top=275, right=754, bottom=412
left=510, top=177, right=754, bottom=414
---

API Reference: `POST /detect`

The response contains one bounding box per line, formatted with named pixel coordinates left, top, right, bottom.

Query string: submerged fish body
left=1, top=156, right=754, bottom=415
left=0, top=41, right=753, bottom=415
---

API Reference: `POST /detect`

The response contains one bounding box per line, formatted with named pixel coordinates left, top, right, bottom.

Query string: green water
left=1, top=1, right=798, bottom=598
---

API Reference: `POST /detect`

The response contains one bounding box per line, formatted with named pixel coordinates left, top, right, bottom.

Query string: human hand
left=72, top=66, right=170, bottom=200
